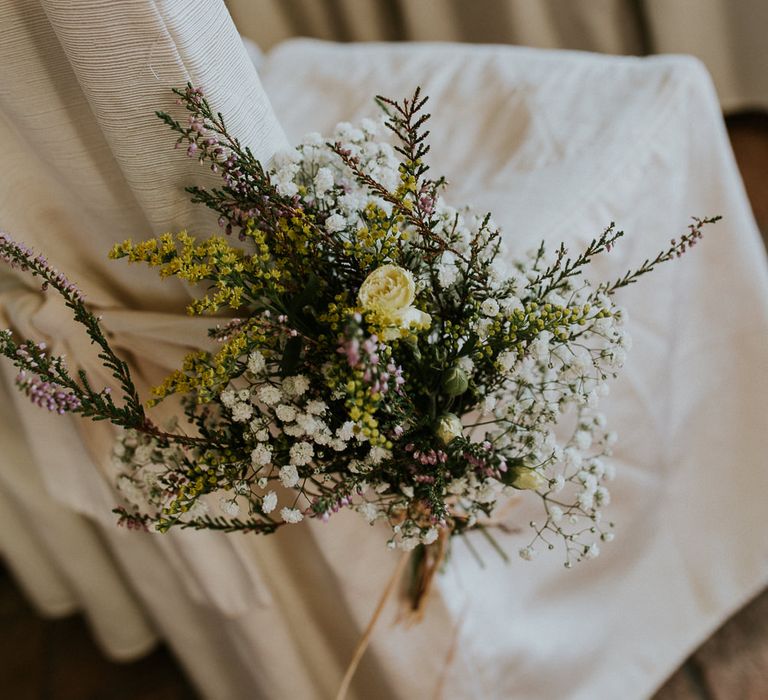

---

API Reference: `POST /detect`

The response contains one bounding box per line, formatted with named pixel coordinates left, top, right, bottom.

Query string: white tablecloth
left=1, top=4, right=767, bottom=698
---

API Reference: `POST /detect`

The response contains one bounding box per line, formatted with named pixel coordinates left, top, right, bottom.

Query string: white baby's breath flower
left=273, top=148, right=300, bottom=167
left=457, top=356, right=474, bottom=374
left=306, top=400, right=327, bottom=415
left=276, top=404, right=297, bottom=423
left=595, top=486, right=610, bottom=506
left=296, top=413, right=321, bottom=437
left=421, top=528, right=439, bottom=545
left=302, top=131, right=323, bottom=146
left=258, top=385, right=282, bottom=406
left=282, top=375, right=310, bottom=397
left=279, top=464, right=300, bottom=488
left=358, top=502, right=379, bottom=523
left=134, top=444, right=153, bottom=465
left=117, top=476, right=143, bottom=505
left=360, top=117, right=380, bottom=136
left=314, top=167, right=334, bottom=195
left=289, top=441, right=314, bottom=466
left=220, top=498, right=240, bottom=517
left=280, top=507, right=304, bottom=524
left=261, top=491, right=277, bottom=514
left=475, top=318, right=494, bottom=340
left=276, top=180, right=298, bottom=197
left=578, top=490, right=595, bottom=510
left=251, top=443, right=272, bottom=466
left=231, top=402, right=253, bottom=422
left=326, top=213, right=346, bottom=233
left=476, top=480, right=502, bottom=504
left=247, top=351, right=266, bottom=374
left=367, top=446, right=391, bottom=465
left=334, top=121, right=363, bottom=142
left=337, top=421, right=355, bottom=442
left=497, top=350, right=516, bottom=373
left=500, top=296, right=524, bottom=315
left=283, top=423, right=305, bottom=438
left=220, top=389, right=236, bottom=408
left=436, top=251, right=459, bottom=288
left=574, top=430, right=593, bottom=450
left=585, top=542, right=600, bottom=559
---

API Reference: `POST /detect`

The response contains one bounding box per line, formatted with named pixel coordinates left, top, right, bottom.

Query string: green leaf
left=457, top=333, right=478, bottom=358
left=281, top=335, right=303, bottom=376
left=289, top=274, right=320, bottom=315
left=497, top=459, right=527, bottom=486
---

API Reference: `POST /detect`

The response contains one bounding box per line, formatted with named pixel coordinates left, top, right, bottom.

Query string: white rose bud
left=435, top=413, right=464, bottom=445
left=442, top=366, right=469, bottom=396
left=510, top=468, right=547, bottom=490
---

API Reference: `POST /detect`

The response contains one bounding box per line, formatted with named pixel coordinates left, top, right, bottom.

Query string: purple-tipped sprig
left=16, top=370, right=81, bottom=414
left=338, top=329, right=405, bottom=398
left=0, top=233, right=146, bottom=429
left=0, top=232, right=84, bottom=303
left=598, top=215, right=722, bottom=295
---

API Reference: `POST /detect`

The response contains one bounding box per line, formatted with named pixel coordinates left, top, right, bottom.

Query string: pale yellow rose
left=435, top=413, right=464, bottom=445
left=511, top=468, right=547, bottom=491
left=358, top=265, right=431, bottom=339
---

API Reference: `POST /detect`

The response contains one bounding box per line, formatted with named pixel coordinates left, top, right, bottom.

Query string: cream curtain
left=228, top=0, right=768, bottom=111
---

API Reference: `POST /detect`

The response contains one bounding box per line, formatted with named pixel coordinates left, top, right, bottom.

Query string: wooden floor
left=0, top=564, right=198, bottom=699
left=0, top=114, right=766, bottom=700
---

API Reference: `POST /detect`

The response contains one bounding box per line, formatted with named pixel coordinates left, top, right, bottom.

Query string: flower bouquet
left=0, top=86, right=717, bottom=606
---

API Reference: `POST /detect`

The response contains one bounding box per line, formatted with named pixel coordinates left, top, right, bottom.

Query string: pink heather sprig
left=405, top=442, right=448, bottom=470
left=166, top=86, right=263, bottom=235
left=159, top=85, right=310, bottom=244
left=0, top=233, right=147, bottom=429
left=461, top=439, right=509, bottom=481
left=0, top=232, right=84, bottom=302
left=339, top=327, right=405, bottom=398
left=16, top=369, right=81, bottom=414
left=312, top=479, right=363, bottom=522
left=598, top=215, right=721, bottom=296
left=114, top=506, right=151, bottom=532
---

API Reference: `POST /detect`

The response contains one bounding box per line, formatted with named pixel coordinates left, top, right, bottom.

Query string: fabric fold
left=0, top=0, right=290, bottom=618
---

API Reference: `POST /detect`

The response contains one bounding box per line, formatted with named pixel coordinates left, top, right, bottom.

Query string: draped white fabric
left=228, top=0, right=768, bottom=111
left=1, top=3, right=768, bottom=700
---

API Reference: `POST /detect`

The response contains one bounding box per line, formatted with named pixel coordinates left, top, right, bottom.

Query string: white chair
left=1, top=2, right=767, bottom=698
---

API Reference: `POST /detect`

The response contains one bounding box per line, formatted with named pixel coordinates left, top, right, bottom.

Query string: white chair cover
left=1, top=3, right=767, bottom=699
left=261, top=40, right=768, bottom=699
